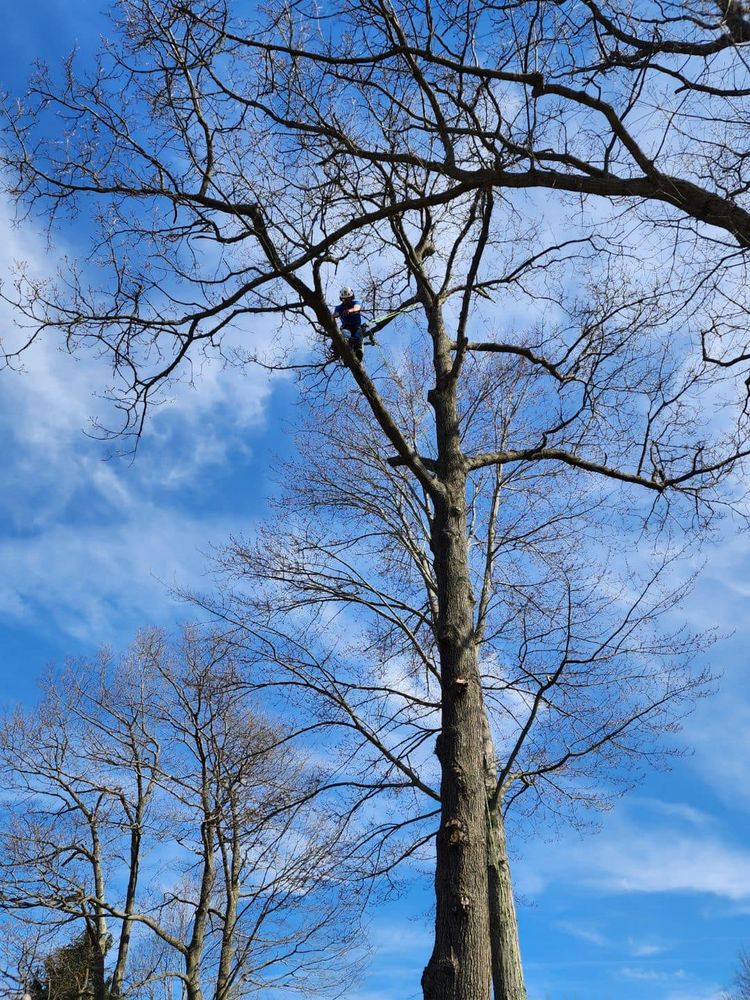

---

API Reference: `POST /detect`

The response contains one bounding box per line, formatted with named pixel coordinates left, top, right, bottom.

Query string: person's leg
left=350, top=329, right=364, bottom=362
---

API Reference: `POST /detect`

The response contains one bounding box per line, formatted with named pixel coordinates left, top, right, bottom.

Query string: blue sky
left=1, top=4, right=749, bottom=1000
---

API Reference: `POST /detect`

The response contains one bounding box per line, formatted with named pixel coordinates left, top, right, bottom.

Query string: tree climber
left=332, top=286, right=369, bottom=362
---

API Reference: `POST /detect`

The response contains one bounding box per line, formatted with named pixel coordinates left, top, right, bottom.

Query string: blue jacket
left=334, top=299, right=364, bottom=333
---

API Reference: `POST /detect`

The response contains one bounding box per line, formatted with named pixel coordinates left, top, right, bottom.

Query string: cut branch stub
left=444, top=818, right=468, bottom=846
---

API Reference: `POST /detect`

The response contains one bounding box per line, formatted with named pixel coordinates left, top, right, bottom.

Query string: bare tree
left=26, top=931, right=114, bottom=1000
left=0, top=629, right=360, bottom=1000
left=195, top=362, right=713, bottom=1000
left=725, top=949, right=750, bottom=1000
left=3, top=2, right=750, bottom=998
left=0, top=924, right=49, bottom=1000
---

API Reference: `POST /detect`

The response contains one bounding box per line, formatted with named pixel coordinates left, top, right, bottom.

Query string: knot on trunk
left=439, top=623, right=462, bottom=647
left=451, top=893, right=472, bottom=915
left=444, top=818, right=468, bottom=846
left=450, top=763, right=466, bottom=790
left=451, top=676, right=469, bottom=694
left=421, top=951, right=456, bottom=994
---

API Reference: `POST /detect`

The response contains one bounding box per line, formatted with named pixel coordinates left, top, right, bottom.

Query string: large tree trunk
left=481, top=716, right=527, bottom=1000
left=487, top=806, right=526, bottom=1000
left=422, top=319, right=493, bottom=998
left=110, top=823, right=141, bottom=999
left=185, top=812, right=215, bottom=1000
left=422, top=486, right=493, bottom=1000
left=89, top=925, right=109, bottom=1000
left=216, top=818, right=241, bottom=1000
left=90, top=824, right=110, bottom=1000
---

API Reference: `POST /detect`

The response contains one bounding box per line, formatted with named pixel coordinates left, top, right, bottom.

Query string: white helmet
left=340, top=286, right=354, bottom=299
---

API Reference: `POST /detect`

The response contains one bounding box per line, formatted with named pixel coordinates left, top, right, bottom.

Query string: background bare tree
left=26, top=931, right=113, bottom=1000
left=4, top=1, right=750, bottom=998
left=726, top=949, right=750, bottom=1000
left=0, top=629, right=360, bottom=1000
left=0, top=925, right=49, bottom=1000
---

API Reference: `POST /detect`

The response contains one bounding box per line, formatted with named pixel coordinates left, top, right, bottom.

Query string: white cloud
left=662, top=531, right=750, bottom=815
left=346, top=913, right=428, bottom=1000
left=620, top=967, right=686, bottom=982
left=556, top=921, right=609, bottom=947
left=689, top=692, right=750, bottom=812
left=0, top=196, right=284, bottom=647
left=580, top=829, right=750, bottom=899
left=370, top=924, right=432, bottom=956
left=627, top=938, right=669, bottom=958
left=516, top=800, right=750, bottom=903
left=664, top=989, right=724, bottom=1000
left=0, top=506, right=237, bottom=644
left=630, top=800, right=713, bottom=829
left=682, top=628, right=750, bottom=813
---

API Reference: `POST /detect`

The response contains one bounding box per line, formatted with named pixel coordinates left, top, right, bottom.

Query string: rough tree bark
left=482, top=712, right=527, bottom=1000
left=425, top=436, right=526, bottom=1000
left=422, top=304, right=493, bottom=999
left=488, top=804, right=526, bottom=1000
left=424, top=489, right=492, bottom=999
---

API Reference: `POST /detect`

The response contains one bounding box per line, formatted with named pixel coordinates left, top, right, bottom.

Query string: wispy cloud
left=688, top=688, right=750, bottom=814
left=627, top=938, right=669, bottom=958
left=348, top=913, right=428, bottom=1000
left=516, top=799, right=750, bottom=903
left=557, top=921, right=609, bottom=947
left=630, top=799, right=713, bottom=829
left=620, top=966, right=686, bottom=982
left=0, top=197, right=283, bottom=647
left=575, top=829, right=750, bottom=899
left=0, top=506, right=237, bottom=643
left=664, top=988, right=724, bottom=1000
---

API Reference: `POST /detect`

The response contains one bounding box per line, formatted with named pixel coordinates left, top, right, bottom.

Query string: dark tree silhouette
left=27, top=933, right=112, bottom=1000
